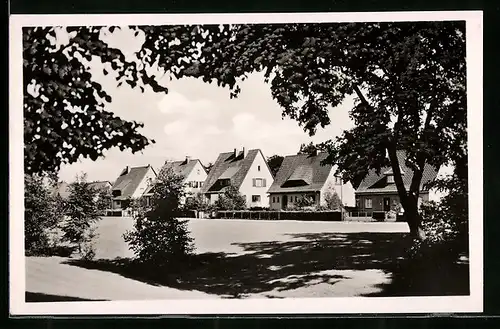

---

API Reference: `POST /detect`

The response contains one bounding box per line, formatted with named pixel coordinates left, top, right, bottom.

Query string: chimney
left=234, top=148, right=237, bottom=157
left=185, top=155, right=191, bottom=163
left=120, top=166, right=129, bottom=176
left=242, top=147, right=246, bottom=158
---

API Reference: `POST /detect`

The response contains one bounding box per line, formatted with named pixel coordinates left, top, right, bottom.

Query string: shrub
left=214, top=185, right=246, bottom=210
left=324, top=190, right=342, bottom=210
left=295, top=195, right=316, bottom=208
left=80, top=228, right=99, bottom=261
left=24, top=174, right=65, bottom=255
left=183, top=192, right=210, bottom=212
left=408, top=171, right=468, bottom=263
left=123, top=167, right=195, bottom=268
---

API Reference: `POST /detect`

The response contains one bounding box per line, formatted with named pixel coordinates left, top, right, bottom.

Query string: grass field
left=26, top=218, right=422, bottom=300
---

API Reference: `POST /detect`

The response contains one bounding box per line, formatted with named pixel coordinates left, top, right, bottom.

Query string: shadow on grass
left=63, top=232, right=409, bottom=297
left=26, top=292, right=108, bottom=302
left=63, top=232, right=469, bottom=298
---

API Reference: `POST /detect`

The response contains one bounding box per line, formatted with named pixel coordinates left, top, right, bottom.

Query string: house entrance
left=282, top=195, right=288, bottom=209
left=383, top=197, right=391, bottom=212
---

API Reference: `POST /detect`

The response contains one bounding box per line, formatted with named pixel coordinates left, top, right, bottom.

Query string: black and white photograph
left=9, top=11, right=483, bottom=315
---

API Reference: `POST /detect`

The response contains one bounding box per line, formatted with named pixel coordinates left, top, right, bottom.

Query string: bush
left=24, top=174, right=64, bottom=255
left=123, top=167, right=195, bottom=268
left=408, top=171, right=468, bottom=263
left=324, top=190, right=342, bottom=210
left=80, top=228, right=98, bottom=261
left=295, top=195, right=315, bottom=208
left=214, top=185, right=246, bottom=210
left=183, top=192, right=210, bottom=212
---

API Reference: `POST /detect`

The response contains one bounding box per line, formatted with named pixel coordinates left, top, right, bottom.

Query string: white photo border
left=9, top=11, right=483, bottom=315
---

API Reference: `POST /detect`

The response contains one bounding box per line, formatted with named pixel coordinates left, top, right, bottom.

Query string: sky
left=56, top=27, right=356, bottom=183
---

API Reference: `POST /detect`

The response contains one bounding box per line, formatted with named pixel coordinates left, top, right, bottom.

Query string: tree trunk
left=403, top=195, right=426, bottom=240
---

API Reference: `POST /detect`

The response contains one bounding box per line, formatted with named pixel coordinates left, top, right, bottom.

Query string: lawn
left=25, top=218, right=467, bottom=301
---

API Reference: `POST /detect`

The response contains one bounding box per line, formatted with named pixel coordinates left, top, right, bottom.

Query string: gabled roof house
left=201, top=148, right=274, bottom=208
left=110, top=165, right=157, bottom=212
left=160, top=156, right=208, bottom=201
left=355, top=150, right=438, bottom=213
left=268, top=152, right=355, bottom=210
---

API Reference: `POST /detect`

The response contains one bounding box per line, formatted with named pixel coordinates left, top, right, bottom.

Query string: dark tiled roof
left=201, top=149, right=260, bottom=194
left=88, top=181, right=112, bottom=190
left=160, top=159, right=205, bottom=181
left=111, top=165, right=155, bottom=200
left=267, top=152, right=333, bottom=193
left=356, top=150, right=438, bottom=194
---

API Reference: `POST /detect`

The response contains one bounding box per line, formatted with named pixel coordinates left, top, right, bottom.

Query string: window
left=197, top=169, right=200, bottom=175
left=112, top=190, right=121, bottom=197
left=309, top=194, right=316, bottom=202
left=258, top=165, right=261, bottom=171
left=277, top=196, right=280, bottom=203
left=365, top=198, right=372, bottom=208
left=253, top=178, right=266, bottom=187
left=356, top=198, right=360, bottom=208
left=252, top=195, right=261, bottom=202
left=387, top=174, right=394, bottom=183
left=220, top=179, right=231, bottom=187
left=335, top=176, right=342, bottom=185
left=295, top=196, right=298, bottom=202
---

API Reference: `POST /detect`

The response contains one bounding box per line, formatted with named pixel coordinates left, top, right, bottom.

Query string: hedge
left=214, top=210, right=343, bottom=222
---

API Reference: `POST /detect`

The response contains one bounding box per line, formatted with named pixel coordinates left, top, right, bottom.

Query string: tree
left=184, top=192, right=210, bottom=211
left=267, top=155, right=284, bottom=177
left=214, top=186, right=247, bottom=210
left=95, top=186, right=112, bottom=216
left=23, top=26, right=168, bottom=175
left=298, top=142, right=318, bottom=155
left=324, top=190, right=342, bottom=210
left=24, top=174, right=64, bottom=254
left=123, top=167, right=194, bottom=267
left=204, top=162, right=214, bottom=174
left=61, top=173, right=102, bottom=256
left=131, top=22, right=465, bottom=239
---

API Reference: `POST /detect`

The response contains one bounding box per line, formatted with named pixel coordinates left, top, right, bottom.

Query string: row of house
left=99, top=147, right=437, bottom=215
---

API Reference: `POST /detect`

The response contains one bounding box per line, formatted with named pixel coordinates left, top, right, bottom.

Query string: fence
left=215, top=210, right=343, bottom=222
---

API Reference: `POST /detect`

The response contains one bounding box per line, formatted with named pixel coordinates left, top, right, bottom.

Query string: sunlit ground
left=25, top=217, right=467, bottom=301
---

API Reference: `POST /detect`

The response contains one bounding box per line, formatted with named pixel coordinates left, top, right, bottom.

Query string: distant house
left=88, top=181, right=113, bottom=210
left=88, top=181, right=112, bottom=191
left=201, top=148, right=274, bottom=208
left=355, top=150, right=438, bottom=214
left=160, top=156, right=208, bottom=203
left=267, top=152, right=355, bottom=210
left=110, top=165, right=157, bottom=215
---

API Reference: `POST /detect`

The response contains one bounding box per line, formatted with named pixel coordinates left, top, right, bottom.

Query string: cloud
left=157, top=91, right=218, bottom=119
left=163, top=120, right=189, bottom=135
left=203, top=125, right=224, bottom=135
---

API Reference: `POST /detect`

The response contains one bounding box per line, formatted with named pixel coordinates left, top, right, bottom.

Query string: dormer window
left=387, top=174, right=394, bottom=184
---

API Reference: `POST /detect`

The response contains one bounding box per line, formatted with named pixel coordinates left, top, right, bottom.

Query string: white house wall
left=238, top=151, right=274, bottom=208
left=132, top=166, right=157, bottom=199
left=184, top=161, right=208, bottom=196
left=320, top=166, right=356, bottom=207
